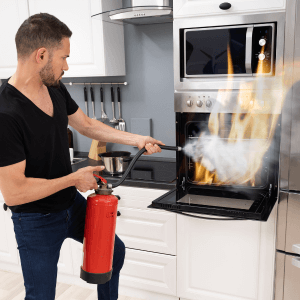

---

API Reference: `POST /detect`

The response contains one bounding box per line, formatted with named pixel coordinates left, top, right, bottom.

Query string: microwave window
left=185, top=28, right=247, bottom=76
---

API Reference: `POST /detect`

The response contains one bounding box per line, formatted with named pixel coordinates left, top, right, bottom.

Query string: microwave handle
left=245, top=26, right=253, bottom=74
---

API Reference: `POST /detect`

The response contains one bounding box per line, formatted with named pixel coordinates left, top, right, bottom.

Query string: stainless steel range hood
left=108, top=0, right=173, bottom=25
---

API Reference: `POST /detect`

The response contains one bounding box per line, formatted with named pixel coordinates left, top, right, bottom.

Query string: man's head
left=15, top=13, right=72, bottom=87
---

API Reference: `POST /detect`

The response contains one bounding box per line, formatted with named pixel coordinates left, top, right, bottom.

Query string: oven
left=149, top=11, right=288, bottom=221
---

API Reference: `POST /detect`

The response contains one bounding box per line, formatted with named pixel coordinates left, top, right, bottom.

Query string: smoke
left=183, top=134, right=266, bottom=183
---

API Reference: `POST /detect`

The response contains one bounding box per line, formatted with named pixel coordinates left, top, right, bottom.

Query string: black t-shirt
left=0, top=79, right=79, bottom=213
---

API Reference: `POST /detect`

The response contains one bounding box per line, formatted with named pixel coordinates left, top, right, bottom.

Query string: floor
left=0, top=270, right=143, bottom=300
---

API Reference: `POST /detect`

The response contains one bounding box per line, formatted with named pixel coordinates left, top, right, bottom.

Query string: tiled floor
left=0, top=270, right=143, bottom=300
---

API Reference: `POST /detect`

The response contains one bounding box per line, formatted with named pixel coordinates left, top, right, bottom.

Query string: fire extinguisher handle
left=93, top=174, right=107, bottom=184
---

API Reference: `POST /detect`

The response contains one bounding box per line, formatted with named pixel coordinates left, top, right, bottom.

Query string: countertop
left=71, top=152, right=176, bottom=190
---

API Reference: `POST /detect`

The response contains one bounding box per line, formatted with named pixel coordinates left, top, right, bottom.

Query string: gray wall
left=63, top=22, right=175, bottom=158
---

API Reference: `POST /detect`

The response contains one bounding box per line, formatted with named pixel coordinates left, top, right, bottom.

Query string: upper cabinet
left=174, top=0, right=286, bottom=18
left=0, top=0, right=29, bottom=79
left=0, top=0, right=125, bottom=79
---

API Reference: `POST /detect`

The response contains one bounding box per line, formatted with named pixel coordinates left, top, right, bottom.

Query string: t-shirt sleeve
left=0, top=113, right=26, bottom=167
left=59, top=82, right=79, bottom=115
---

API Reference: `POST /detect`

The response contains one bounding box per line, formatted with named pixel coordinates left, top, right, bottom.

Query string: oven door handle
left=245, top=26, right=253, bottom=74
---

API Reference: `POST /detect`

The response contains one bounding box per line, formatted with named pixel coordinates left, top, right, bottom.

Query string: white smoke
left=183, top=134, right=264, bottom=182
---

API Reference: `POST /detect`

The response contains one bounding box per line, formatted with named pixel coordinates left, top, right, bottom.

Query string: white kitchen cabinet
left=114, top=186, right=176, bottom=255
left=174, top=0, right=286, bottom=18
left=0, top=192, right=19, bottom=266
left=57, top=239, right=74, bottom=275
left=120, top=247, right=177, bottom=296
left=177, top=204, right=278, bottom=300
left=28, top=0, right=125, bottom=77
left=0, top=0, right=29, bottom=79
left=0, top=0, right=125, bottom=79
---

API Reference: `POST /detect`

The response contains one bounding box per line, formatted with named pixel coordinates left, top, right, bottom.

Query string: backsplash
left=63, top=22, right=175, bottom=159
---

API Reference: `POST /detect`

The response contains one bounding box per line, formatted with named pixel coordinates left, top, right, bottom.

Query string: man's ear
left=36, top=47, right=47, bottom=63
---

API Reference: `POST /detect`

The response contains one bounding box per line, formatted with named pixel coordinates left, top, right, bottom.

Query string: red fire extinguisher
left=80, top=174, right=119, bottom=284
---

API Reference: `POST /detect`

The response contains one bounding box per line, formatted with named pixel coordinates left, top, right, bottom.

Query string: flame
left=194, top=43, right=282, bottom=186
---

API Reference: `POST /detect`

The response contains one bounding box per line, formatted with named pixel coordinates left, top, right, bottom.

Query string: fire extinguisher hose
left=110, top=145, right=181, bottom=189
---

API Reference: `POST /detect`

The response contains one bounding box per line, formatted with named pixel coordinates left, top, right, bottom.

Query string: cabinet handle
left=117, top=211, right=121, bottom=217
left=219, top=2, right=231, bottom=10
left=292, top=257, right=300, bottom=268
left=292, top=244, right=300, bottom=254
left=3, top=203, right=8, bottom=211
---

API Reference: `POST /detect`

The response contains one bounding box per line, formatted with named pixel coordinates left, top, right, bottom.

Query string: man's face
left=39, top=37, right=70, bottom=88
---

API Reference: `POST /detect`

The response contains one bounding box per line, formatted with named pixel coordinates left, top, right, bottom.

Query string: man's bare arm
left=0, top=159, right=104, bottom=206
left=68, top=108, right=164, bottom=154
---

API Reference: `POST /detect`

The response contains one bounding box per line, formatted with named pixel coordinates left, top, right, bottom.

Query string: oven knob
left=259, top=39, right=266, bottom=46
left=196, top=100, right=203, bottom=107
left=258, top=53, right=266, bottom=61
left=187, top=100, right=193, bottom=107
left=206, top=100, right=212, bottom=108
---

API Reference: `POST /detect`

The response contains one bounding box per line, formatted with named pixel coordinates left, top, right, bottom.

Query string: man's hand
left=73, top=166, right=105, bottom=192
left=136, top=136, right=165, bottom=155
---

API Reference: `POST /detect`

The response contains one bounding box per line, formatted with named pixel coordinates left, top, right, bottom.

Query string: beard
left=39, top=56, right=64, bottom=88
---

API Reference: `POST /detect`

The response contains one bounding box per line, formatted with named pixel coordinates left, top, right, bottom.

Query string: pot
left=99, top=151, right=132, bottom=175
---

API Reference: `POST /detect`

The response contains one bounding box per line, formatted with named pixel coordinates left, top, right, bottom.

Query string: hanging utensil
left=100, top=86, right=108, bottom=122
left=109, top=86, right=119, bottom=125
left=90, top=85, right=96, bottom=119
left=117, top=86, right=126, bottom=131
left=84, top=86, right=88, bottom=117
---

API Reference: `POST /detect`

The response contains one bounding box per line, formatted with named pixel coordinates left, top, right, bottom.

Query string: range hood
left=107, top=0, right=173, bottom=25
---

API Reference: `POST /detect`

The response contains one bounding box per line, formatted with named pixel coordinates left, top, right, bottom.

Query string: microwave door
left=184, top=25, right=253, bottom=78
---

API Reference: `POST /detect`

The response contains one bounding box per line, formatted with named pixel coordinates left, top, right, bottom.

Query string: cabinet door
left=0, top=0, right=29, bottom=79
left=177, top=204, right=277, bottom=300
left=119, top=248, right=177, bottom=296
left=28, top=0, right=125, bottom=77
left=0, top=193, right=19, bottom=265
left=57, top=239, right=74, bottom=275
left=174, top=0, right=286, bottom=18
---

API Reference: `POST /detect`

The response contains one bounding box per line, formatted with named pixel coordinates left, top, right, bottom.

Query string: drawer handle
left=219, top=2, right=232, bottom=10
left=292, top=244, right=300, bottom=254
left=292, top=257, right=300, bottom=268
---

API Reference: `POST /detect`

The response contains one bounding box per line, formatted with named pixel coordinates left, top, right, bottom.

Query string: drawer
left=113, top=186, right=169, bottom=209
left=116, top=206, right=176, bottom=255
left=174, top=0, right=286, bottom=18
left=119, top=248, right=176, bottom=296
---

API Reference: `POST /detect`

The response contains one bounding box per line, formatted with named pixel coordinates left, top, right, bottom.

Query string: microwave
left=174, top=12, right=285, bottom=91
left=183, top=23, right=275, bottom=78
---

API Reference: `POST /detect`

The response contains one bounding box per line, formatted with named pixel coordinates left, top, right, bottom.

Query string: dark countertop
left=72, top=152, right=176, bottom=190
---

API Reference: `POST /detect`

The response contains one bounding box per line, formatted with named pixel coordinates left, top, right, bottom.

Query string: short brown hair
left=15, top=13, right=72, bottom=59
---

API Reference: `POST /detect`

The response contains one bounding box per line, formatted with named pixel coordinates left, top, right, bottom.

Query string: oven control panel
left=174, top=91, right=282, bottom=114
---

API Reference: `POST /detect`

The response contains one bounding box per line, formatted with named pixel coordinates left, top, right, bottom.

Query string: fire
left=193, top=43, right=282, bottom=186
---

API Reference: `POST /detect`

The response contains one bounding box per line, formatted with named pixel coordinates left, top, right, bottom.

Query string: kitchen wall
left=63, top=22, right=175, bottom=159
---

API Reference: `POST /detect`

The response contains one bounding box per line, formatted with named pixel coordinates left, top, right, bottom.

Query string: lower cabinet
left=0, top=195, right=19, bottom=266
left=177, top=205, right=278, bottom=300
left=120, top=248, right=176, bottom=296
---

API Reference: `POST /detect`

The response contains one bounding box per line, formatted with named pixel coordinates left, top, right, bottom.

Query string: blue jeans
left=11, top=191, right=125, bottom=300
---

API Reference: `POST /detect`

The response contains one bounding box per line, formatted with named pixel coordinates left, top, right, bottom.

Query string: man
left=0, top=13, right=164, bottom=300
